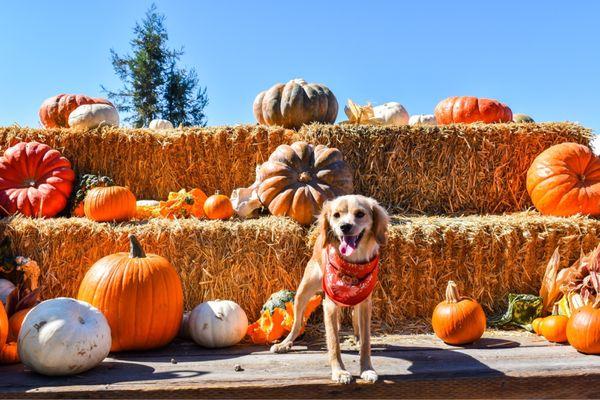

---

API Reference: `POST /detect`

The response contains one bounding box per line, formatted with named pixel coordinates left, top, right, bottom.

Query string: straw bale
left=2, top=212, right=599, bottom=330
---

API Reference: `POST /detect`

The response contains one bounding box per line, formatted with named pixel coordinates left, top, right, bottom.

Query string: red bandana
left=322, top=245, right=379, bottom=307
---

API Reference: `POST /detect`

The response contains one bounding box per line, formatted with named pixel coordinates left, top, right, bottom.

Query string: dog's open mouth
left=339, top=230, right=364, bottom=257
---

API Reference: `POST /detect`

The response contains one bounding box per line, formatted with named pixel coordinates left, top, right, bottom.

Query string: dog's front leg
left=357, top=295, right=378, bottom=383
left=324, top=296, right=352, bottom=384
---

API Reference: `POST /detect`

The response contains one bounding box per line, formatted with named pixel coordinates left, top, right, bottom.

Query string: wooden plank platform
left=1, top=333, right=599, bottom=399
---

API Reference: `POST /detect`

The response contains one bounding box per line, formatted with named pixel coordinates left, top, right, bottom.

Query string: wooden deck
left=1, top=332, right=599, bottom=399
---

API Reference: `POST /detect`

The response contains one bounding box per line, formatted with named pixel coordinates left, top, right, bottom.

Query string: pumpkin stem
left=445, top=281, right=461, bottom=303
left=129, top=235, right=146, bottom=258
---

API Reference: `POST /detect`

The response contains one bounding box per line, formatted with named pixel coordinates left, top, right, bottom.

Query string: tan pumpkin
left=253, top=79, right=338, bottom=129
left=257, top=141, right=353, bottom=225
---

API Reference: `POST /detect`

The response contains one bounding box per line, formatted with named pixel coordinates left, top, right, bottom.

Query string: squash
left=70, top=174, right=115, bottom=217
left=532, top=317, right=543, bottom=335
left=159, top=188, right=207, bottom=219
left=408, top=114, right=437, bottom=126
left=372, top=102, right=409, bottom=125
left=0, top=141, right=75, bottom=217
left=0, top=302, right=7, bottom=350
left=68, top=104, right=119, bottom=130
left=203, top=192, right=234, bottom=220
left=18, top=297, right=111, bottom=375
left=253, top=79, right=338, bottom=129
left=0, top=279, right=15, bottom=305
left=540, top=314, right=568, bottom=343
left=434, top=96, right=512, bottom=124
left=135, top=200, right=161, bottom=219
left=526, top=143, right=600, bottom=217
left=77, top=235, right=183, bottom=351
left=567, top=304, right=600, bottom=354
left=149, top=119, right=174, bottom=130
left=0, top=341, right=19, bottom=364
left=39, top=94, right=114, bottom=128
left=84, top=186, right=137, bottom=222
left=188, top=300, right=248, bottom=348
left=257, top=141, right=353, bottom=225
left=432, top=281, right=486, bottom=345
left=513, top=113, right=535, bottom=123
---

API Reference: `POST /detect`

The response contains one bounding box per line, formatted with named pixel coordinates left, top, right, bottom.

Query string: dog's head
left=318, top=195, right=389, bottom=259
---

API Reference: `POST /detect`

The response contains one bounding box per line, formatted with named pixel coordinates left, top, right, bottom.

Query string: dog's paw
left=270, top=341, right=292, bottom=354
left=332, top=369, right=353, bottom=384
left=360, top=369, right=378, bottom=383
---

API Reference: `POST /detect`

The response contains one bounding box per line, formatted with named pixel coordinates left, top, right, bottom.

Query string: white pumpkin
left=0, top=279, right=15, bottom=305
left=18, top=297, right=111, bottom=376
left=372, top=102, right=409, bottom=125
left=149, top=119, right=174, bottom=130
left=68, top=104, right=119, bottom=130
left=409, top=114, right=437, bottom=126
left=188, top=300, right=248, bottom=348
left=591, top=135, right=600, bottom=157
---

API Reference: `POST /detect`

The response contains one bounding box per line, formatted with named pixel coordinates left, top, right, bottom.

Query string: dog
left=270, top=194, right=389, bottom=384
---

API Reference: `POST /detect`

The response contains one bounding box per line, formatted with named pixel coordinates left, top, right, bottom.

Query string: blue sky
left=0, top=1, right=598, bottom=132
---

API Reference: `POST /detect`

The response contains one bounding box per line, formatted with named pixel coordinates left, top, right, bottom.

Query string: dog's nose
left=340, top=223, right=353, bottom=234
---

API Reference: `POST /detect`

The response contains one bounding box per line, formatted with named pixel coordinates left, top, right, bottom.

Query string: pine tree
left=104, top=4, right=208, bottom=127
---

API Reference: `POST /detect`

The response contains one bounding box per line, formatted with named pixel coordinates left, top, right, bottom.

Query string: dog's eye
left=333, top=212, right=340, bottom=219
left=355, top=211, right=365, bottom=218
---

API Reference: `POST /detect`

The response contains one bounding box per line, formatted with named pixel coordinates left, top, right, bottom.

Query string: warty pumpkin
left=526, top=143, right=600, bottom=217
left=77, top=235, right=183, bottom=351
left=432, top=281, right=486, bottom=345
left=567, top=303, right=600, bottom=354
left=253, top=78, right=338, bottom=129
left=84, top=186, right=137, bottom=222
left=257, top=141, right=353, bottom=225
left=39, top=94, right=114, bottom=128
left=204, top=192, right=234, bottom=220
left=0, top=141, right=75, bottom=217
left=434, top=96, right=512, bottom=124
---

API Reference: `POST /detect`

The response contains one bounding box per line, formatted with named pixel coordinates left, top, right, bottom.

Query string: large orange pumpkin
left=567, top=304, right=600, bottom=354
left=0, top=302, right=7, bottom=350
left=77, top=235, right=183, bottom=351
left=432, top=281, right=486, bottom=345
left=39, top=94, right=113, bottom=128
left=84, top=186, right=137, bottom=222
left=0, top=142, right=74, bottom=217
left=526, top=143, right=600, bottom=217
left=434, top=96, right=512, bottom=124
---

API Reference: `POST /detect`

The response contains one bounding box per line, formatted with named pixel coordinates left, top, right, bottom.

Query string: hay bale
left=2, top=212, right=599, bottom=330
left=0, top=123, right=590, bottom=214
left=298, top=122, right=591, bottom=214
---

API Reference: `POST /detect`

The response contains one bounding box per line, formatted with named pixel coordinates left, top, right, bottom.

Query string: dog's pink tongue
left=339, top=236, right=358, bottom=257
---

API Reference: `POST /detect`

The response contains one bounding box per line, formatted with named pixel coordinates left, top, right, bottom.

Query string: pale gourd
left=0, top=279, right=15, bottom=305
left=188, top=300, right=248, bottom=348
left=68, top=104, right=119, bottom=130
left=372, top=102, right=409, bottom=125
left=18, top=297, right=111, bottom=376
left=409, top=114, right=437, bottom=126
left=149, top=119, right=174, bottom=130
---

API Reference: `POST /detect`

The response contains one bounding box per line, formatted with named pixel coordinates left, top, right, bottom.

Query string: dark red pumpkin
left=39, top=94, right=113, bottom=128
left=0, top=142, right=75, bottom=217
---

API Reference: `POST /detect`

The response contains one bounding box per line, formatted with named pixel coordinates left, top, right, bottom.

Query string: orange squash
left=84, top=186, right=137, bottom=222
left=434, top=96, right=512, bottom=124
left=540, top=315, right=568, bottom=343
left=77, top=235, right=183, bottom=351
left=204, top=192, right=234, bottom=220
left=527, top=143, right=600, bottom=217
left=0, top=342, right=19, bottom=364
left=567, top=304, right=600, bottom=354
left=432, top=281, right=486, bottom=345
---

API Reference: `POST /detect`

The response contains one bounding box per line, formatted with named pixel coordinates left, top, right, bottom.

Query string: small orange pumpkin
left=84, top=186, right=137, bottom=222
left=77, top=235, right=183, bottom=351
left=8, top=308, right=31, bottom=341
left=532, top=317, right=544, bottom=335
left=540, top=314, right=568, bottom=343
left=204, top=192, right=234, bottom=220
left=0, top=342, right=19, bottom=364
left=566, top=303, right=600, bottom=354
left=432, top=281, right=486, bottom=345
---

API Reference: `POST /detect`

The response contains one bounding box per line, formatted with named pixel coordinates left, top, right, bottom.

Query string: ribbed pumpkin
left=253, top=79, right=338, bottom=129
left=432, top=281, right=486, bottom=345
left=0, top=302, right=8, bottom=350
left=0, top=142, right=74, bottom=218
left=527, top=143, right=600, bottom=217
left=567, top=303, right=600, bottom=354
left=39, top=94, right=113, bottom=128
left=77, top=235, right=183, bottom=351
left=204, top=192, right=234, bottom=220
left=84, top=186, right=137, bottom=222
left=257, top=141, right=353, bottom=225
left=540, top=314, right=568, bottom=343
left=434, top=96, right=512, bottom=124
left=8, top=308, right=31, bottom=341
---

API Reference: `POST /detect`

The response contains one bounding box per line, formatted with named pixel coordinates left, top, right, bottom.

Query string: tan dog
left=271, top=195, right=389, bottom=384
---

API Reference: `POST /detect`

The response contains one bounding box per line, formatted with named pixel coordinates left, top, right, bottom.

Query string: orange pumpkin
left=77, top=235, right=183, bottom=351
left=0, top=302, right=7, bottom=350
left=84, top=186, right=137, bottom=222
left=434, top=96, right=512, bottom=124
left=532, top=317, right=544, bottom=335
left=431, top=281, right=486, bottom=345
left=0, top=342, right=19, bottom=364
left=247, top=308, right=286, bottom=345
left=567, top=304, right=600, bottom=354
left=39, top=94, right=113, bottom=128
left=204, top=192, right=234, bottom=220
left=8, top=308, right=31, bottom=341
left=540, top=315, right=568, bottom=343
left=527, top=143, right=600, bottom=217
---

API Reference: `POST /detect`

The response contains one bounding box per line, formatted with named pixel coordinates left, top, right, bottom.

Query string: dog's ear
left=317, top=200, right=332, bottom=244
left=369, top=198, right=390, bottom=245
